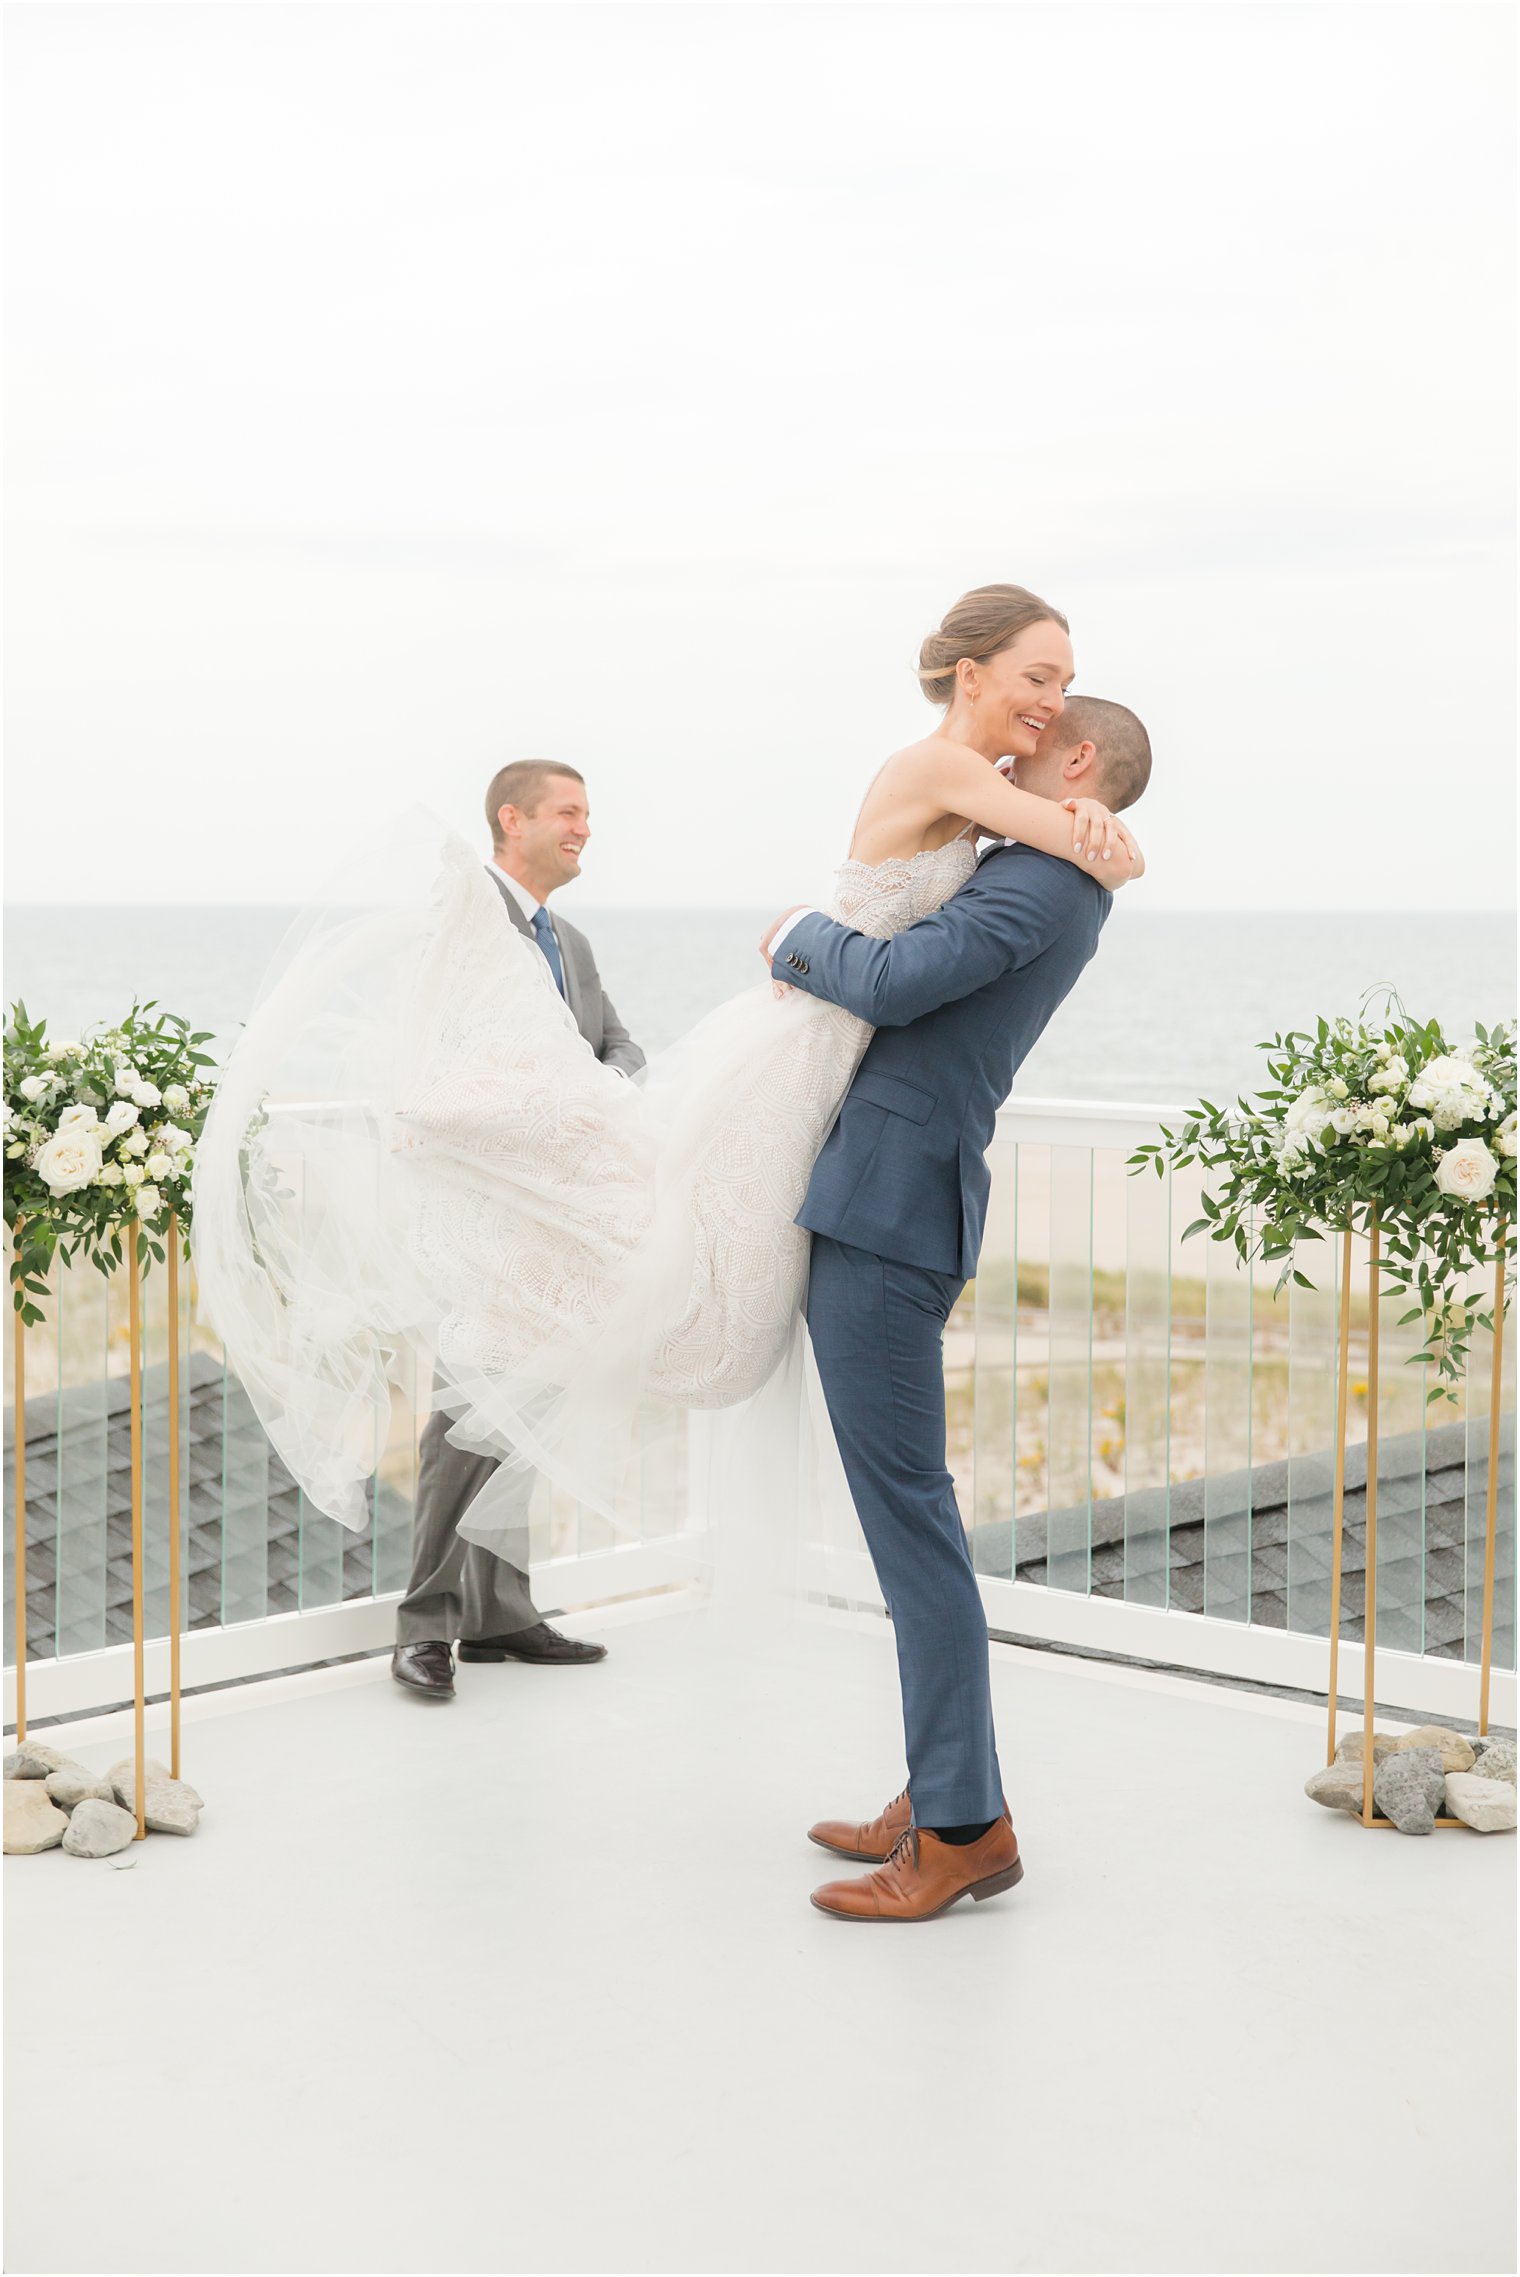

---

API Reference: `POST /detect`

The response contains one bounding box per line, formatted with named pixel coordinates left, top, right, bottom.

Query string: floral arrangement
left=3, top=1002, right=218, bottom=1325
left=1130, top=1011, right=1516, bottom=1393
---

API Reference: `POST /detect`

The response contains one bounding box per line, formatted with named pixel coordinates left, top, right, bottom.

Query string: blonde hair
left=916, top=584, right=1069, bottom=708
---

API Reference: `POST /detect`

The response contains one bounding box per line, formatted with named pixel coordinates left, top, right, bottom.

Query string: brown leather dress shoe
left=457, top=1622, right=607, bottom=1665
left=391, top=1641, right=455, bottom=1697
left=811, top=1819, right=1024, bottom=1922
left=807, top=1786, right=913, bottom=1864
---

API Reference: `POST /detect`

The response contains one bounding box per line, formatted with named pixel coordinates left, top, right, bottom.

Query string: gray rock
left=1333, top=1729, right=1401, bottom=1764
left=1390, top=1725, right=1475, bottom=1773
left=1306, top=1762, right=1373, bottom=1815
left=109, top=1759, right=203, bottom=1813
left=1443, top=1775, right=1518, bottom=1833
left=1374, top=1747, right=1446, bottom=1834
left=142, top=1780, right=201, bottom=1837
left=4, top=1781, right=69, bottom=1853
left=4, top=1741, right=67, bottom=1780
left=1469, top=1740, right=1518, bottom=1785
left=61, top=1798, right=140, bottom=1858
left=45, top=1766, right=117, bottom=1811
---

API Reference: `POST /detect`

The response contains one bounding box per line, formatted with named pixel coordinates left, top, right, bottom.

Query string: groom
left=391, top=761, right=646, bottom=1699
left=762, top=696, right=1151, bottom=1920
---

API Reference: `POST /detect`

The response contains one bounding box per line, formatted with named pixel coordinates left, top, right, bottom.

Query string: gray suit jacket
left=487, top=870, right=645, bottom=1076
left=774, top=843, right=1110, bottom=1277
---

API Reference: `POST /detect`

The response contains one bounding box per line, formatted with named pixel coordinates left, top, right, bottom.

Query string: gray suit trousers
left=394, top=1406, right=541, bottom=1645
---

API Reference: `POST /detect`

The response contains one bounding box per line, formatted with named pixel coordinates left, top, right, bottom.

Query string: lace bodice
left=829, top=833, right=980, bottom=935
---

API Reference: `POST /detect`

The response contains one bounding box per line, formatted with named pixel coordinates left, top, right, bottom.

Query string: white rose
left=31, top=1129, right=103, bottom=1196
left=1327, top=1077, right=1350, bottom=1100
left=145, top=1151, right=172, bottom=1179
left=1434, top=1138, right=1499, bottom=1204
left=132, top=1081, right=162, bottom=1109
left=1497, top=1114, right=1518, bottom=1160
left=56, top=1103, right=100, bottom=1134
left=1285, top=1086, right=1334, bottom=1144
left=162, top=1084, right=190, bottom=1114
left=1329, top=1107, right=1358, bottom=1136
left=121, top=1163, right=145, bottom=1188
left=121, top=1129, right=150, bottom=1157
left=134, top=1184, right=161, bottom=1217
left=104, top=1099, right=139, bottom=1135
left=96, top=1163, right=124, bottom=1188
left=18, top=1075, right=50, bottom=1103
left=114, top=1066, right=141, bottom=1096
left=160, top=1123, right=193, bottom=1155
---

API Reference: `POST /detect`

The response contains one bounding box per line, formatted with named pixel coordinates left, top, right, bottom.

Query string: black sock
left=928, top=1819, right=996, bottom=1846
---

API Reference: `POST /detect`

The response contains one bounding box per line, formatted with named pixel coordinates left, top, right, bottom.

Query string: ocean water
left=4, top=902, right=1513, bottom=1108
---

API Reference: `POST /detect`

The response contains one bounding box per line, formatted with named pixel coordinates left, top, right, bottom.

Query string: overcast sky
left=4, top=1, right=1515, bottom=913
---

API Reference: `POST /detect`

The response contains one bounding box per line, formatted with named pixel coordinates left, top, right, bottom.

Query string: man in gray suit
left=391, top=760, right=646, bottom=1698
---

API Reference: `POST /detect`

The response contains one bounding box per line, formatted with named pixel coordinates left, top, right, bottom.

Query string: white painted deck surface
left=5, top=1602, right=1515, bottom=2277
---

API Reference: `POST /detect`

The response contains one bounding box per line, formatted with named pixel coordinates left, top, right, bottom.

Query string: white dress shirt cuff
left=768, top=907, right=824, bottom=965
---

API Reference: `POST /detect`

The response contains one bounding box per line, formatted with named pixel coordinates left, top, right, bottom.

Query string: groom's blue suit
left=772, top=843, right=1112, bottom=1824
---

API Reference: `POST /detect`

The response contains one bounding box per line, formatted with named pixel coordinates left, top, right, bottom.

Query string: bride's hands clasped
left=1063, top=796, right=1144, bottom=876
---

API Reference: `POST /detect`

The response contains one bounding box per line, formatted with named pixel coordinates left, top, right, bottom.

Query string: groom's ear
left=1060, top=738, right=1099, bottom=786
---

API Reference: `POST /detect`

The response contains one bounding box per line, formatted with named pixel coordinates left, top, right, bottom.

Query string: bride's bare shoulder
left=875, top=732, right=982, bottom=779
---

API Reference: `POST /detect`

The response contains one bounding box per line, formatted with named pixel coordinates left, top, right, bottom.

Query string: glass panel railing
left=970, top=1136, right=1017, bottom=1580
left=1203, top=1208, right=1253, bottom=1624
left=1046, top=1144, right=1094, bottom=1595
left=1123, top=1160, right=1170, bottom=1607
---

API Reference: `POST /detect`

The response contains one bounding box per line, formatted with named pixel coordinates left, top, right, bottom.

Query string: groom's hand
left=759, top=907, right=806, bottom=968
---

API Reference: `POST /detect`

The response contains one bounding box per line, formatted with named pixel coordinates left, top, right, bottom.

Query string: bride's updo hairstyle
left=916, top=584, right=1069, bottom=708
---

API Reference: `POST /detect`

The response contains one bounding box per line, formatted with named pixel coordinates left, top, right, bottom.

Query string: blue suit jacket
left=775, top=844, right=1111, bottom=1277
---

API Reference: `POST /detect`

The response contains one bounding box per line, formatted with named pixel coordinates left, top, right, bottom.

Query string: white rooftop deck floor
left=5, top=1601, right=1515, bottom=2277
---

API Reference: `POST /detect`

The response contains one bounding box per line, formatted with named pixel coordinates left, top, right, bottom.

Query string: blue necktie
left=531, top=905, right=568, bottom=998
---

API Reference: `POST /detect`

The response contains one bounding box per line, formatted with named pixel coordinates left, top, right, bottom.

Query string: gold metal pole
left=167, top=1213, right=183, bottom=1781
left=129, top=1220, right=146, bottom=1839
left=1326, top=1225, right=1353, bottom=1766
left=1361, top=1218, right=1381, bottom=1828
left=12, top=1223, right=25, bottom=1745
left=1478, top=1224, right=1508, bottom=1737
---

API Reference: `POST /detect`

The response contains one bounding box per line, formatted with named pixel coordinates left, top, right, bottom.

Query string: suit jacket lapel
left=552, top=914, right=585, bottom=1026
left=486, top=866, right=536, bottom=940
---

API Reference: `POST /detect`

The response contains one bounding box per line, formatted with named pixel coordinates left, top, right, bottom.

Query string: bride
left=192, top=584, right=1142, bottom=1553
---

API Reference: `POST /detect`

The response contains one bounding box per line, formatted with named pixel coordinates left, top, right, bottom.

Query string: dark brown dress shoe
left=391, top=1641, right=455, bottom=1697
left=811, top=1819, right=1024, bottom=1922
left=457, top=1622, right=607, bottom=1665
left=808, top=1786, right=912, bottom=1863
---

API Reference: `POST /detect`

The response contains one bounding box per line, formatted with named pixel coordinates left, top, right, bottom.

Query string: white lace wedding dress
left=191, top=814, right=979, bottom=1550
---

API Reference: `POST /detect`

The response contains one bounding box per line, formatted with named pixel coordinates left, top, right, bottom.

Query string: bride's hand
left=1063, top=798, right=1142, bottom=882
left=759, top=907, right=806, bottom=966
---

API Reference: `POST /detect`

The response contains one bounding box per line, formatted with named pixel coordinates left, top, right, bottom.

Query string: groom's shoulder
left=974, top=840, right=1104, bottom=911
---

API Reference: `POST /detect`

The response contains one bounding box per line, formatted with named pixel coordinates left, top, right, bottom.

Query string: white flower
left=121, top=1163, right=145, bottom=1188
left=96, top=1163, right=124, bottom=1188
left=45, top=1040, right=79, bottom=1061
left=56, top=1104, right=100, bottom=1134
left=1374, top=1038, right=1392, bottom=1062
left=1434, top=1138, right=1500, bottom=1204
left=104, top=1100, right=140, bottom=1136
left=114, top=1066, right=141, bottom=1097
left=162, top=1084, right=190, bottom=1115
left=1367, top=1055, right=1409, bottom=1095
left=6, top=1141, right=27, bottom=1159
left=134, top=1184, right=161, bottom=1217
left=18, top=1075, right=50, bottom=1103
left=145, top=1151, right=172, bottom=1179
left=160, top=1123, right=193, bottom=1156
left=31, top=1128, right=104, bottom=1196
left=1327, top=1077, right=1350, bottom=1100
left=1329, top=1107, right=1358, bottom=1136
left=121, top=1129, right=150, bottom=1158
left=1285, top=1086, right=1335, bottom=1145
left=131, top=1081, right=162, bottom=1109
left=1497, top=1113, right=1518, bottom=1160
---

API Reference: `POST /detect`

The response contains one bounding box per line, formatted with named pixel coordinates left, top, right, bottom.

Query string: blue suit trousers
left=805, top=1234, right=1004, bottom=1825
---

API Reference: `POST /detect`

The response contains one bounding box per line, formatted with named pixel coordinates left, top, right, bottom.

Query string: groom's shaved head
left=486, top=760, right=586, bottom=847
left=1045, top=698, right=1152, bottom=812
